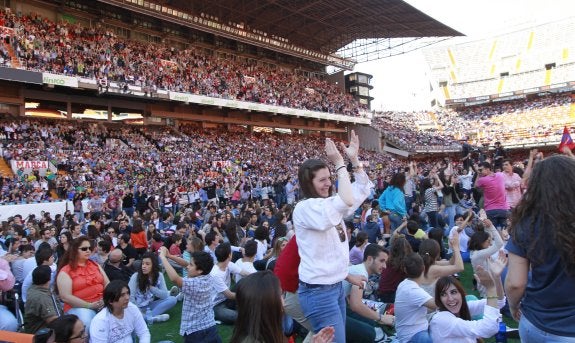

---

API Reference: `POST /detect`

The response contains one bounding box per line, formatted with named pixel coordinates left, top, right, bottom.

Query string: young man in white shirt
left=343, top=244, right=395, bottom=342
left=234, top=240, right=257, bottom=283
left=210, top=242, right=250, bottom=324
left=89, top=280, right=150, bottom=343
left=395, top=253, right=437, bottom=343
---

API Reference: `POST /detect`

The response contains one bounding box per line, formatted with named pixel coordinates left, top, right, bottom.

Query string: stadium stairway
left=3, top=42, right=21, bottom=68
left=0, top=158, right=14, bottom=178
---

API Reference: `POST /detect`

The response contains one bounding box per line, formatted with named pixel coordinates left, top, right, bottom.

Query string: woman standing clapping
left=294, top=130, right=373, bottom=342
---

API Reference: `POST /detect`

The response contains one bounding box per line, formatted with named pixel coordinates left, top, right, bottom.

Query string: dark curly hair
left=510, top=155, right=575, bottom=276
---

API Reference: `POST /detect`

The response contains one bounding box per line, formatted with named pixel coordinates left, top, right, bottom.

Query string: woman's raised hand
left=488, top=251, right=508, bottom=278
left=325, top=138, right=344, bottom=166
left=341, top=130, right=360, bottom=163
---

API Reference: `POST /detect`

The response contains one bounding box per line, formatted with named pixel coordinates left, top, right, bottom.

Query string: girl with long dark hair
left=429, top=253, right=507, bottom=342
left=506, top=155, right=575, bottom=341
left=127, top=252, right=177, bottom=323
left=231, top=271, right=334, bottom=343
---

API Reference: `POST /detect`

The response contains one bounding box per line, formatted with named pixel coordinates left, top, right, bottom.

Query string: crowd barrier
left=0, top=200, right=72, bottom=220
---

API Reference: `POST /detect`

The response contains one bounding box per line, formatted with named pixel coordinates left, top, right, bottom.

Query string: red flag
left=558, top=126, right=575, bottom=152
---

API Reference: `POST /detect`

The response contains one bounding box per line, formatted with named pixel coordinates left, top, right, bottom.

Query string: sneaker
left=176, top=292, right=184, bottom=302
left=153, top=314, right=170, bottom=322
left=374, top=327, right=386, bottom=342
left=169, top=286, right=179, bottom=296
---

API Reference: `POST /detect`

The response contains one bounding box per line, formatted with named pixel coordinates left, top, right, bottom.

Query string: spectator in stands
left=128, top=252, right=176, bottom=323
left=117, top=234, right=138, bottom=271
left=468, top=217, right=504, bottom=298
left=55, top=231, right=72, bottom=260
left=474, top=162, right=509, bottom=229
left=10, top=244, right=34, bottom=283
left=502, top=160, right=522, bottom=209
left=159, top=247, right=222, bottom=343
left=34, top=227, right=56, bottom=250
left=210, top=242, right=250, bottom=324
left=47, top=314, right=87, bottom=343
left=56, top=236, right=109, bottom=331
left=0, top=254, right=18, bottom=332
left=394, top=253, right=436, bottom=343
left=230, top=270, right=331, bottom=343
left=429, top=255, right=507, bottom=342
left=378, top=236, right=412, bottom=303
left=378, top=173, right=407, bottom=230
left=90, top=280, right=150, bottom=343
left=349, top=231, right=369, bottom=265
left=421, top=173, right=444, bottom=230
left=91, top=240, right=111, bottom=267
left=417, top=234, right=464, bottom=297
left=24, top=265, right=61, bottom=334
left=103, top=248, right=133, bottom=283
left=492, top=142, right=506, bottom=171
left=506, top=155, right=575, bottom=342
left=447, top=211, right=474, bottom=263
left=344, top=244, right=394, bottom=342
left=294, top=131, right=372, bottom=343
left=130, top=219, right=148, bottom=258
left=21, top=243, right=55, bottom=303
left=234, top=240, right=257, bottom=283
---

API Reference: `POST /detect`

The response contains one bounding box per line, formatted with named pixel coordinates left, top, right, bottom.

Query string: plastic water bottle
left=495, top=315, right=507, bottom=343
left=145, top=307, right=153, bottom=326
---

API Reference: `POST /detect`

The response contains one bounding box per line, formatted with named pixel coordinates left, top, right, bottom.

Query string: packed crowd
left=0, top=130, right=573, bottom=342
left=0, top=9, right=366, bottom=117
left=0, top=118, right=402, bottom=206
left=372, top=93, right=575, bottom=151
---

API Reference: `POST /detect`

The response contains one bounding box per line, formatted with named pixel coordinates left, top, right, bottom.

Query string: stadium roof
left=158, top=0, right=463, bottom=54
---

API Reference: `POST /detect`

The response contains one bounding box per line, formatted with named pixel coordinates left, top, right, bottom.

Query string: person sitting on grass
left=344, top=244, right=395, bottom=343
left=209, top=242, right=251, bottom=324
left=128, top=252, right=177, bottom=323
left=158, top=246, right=222, bottom=343
left=90, top=280, right=150, bottom=343
left=429, top=252, right=507, bottom=342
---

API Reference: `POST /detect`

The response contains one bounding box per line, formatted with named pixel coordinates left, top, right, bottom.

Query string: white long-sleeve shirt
left=89, top=302, right=150, bottom=343
left=294, top=170, right=372, bottom=285
left=429, top=300, right=501, bottom=343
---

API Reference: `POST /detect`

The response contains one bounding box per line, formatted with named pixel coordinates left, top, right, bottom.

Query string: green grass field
left=150, top=262, right=519, bottom=342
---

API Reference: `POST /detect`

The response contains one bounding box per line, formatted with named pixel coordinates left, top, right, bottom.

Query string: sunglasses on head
left=335, top=224, right=346, bottom=243
left=79, top=246, right=91, bottom=251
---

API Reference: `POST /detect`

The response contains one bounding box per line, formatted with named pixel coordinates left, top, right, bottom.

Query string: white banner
left=42, top=73, right=79, bottom=88
left=212, top=160, right=232, bottom=168
left=10, top=160, right=53, bottom=176
left=0, top=201, right=71, bottom=220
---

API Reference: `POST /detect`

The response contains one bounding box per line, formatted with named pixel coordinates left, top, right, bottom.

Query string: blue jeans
left=426, top=211, right=439, bottom=229
left=346, top=309, right=375, bottom=342
left=409, top=329, right=433, bottom=343
left=443, top=205, right=456, bottom=233
left=142, top=296, right=178, bottom=317
left=184, top=325, right=222, bottom=343
left=67, top=307, right=97, bottom=331
left=520, top=315, right=575, bottom=342
left=214, top=299, right=237, bottom=324
left=486, top=209, right=509, bottom=230
left=299, top=281, right=346, bottom=343
left=389, top=212, right=403, bottom=231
